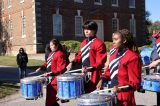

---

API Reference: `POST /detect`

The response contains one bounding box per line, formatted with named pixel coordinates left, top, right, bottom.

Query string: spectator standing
left=16, top=48, right=28, bottom=79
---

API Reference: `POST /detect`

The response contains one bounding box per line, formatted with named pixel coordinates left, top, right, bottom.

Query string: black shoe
left=60, top=100, right=69, bottom=103
left=137, top=88, right=145, bottom=93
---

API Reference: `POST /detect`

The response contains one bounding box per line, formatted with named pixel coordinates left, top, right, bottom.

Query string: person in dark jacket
left=16, top=48, right=28, bottom=79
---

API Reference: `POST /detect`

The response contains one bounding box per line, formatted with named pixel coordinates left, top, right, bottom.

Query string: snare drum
left=92, top=90, right=117, bottom=105
left=36, top=76, right=46, bottom=97
left=71, top=73, right=85, bottom=93
left=57, top=73, right=83, bottom=100
left=143, top=73, right=160, bottom=92
left=20, top=76, right=46, bottom=99
left=77, top=93, right=113, bottom=106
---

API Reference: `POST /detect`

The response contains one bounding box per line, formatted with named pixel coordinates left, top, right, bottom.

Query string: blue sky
left=146, top=0, right=160, bottom=22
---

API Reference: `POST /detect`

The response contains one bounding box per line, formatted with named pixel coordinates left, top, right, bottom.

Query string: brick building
left=0, top=0, right=146, bottom=55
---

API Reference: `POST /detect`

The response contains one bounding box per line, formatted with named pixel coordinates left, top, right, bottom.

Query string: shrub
left=61, top=40, right=81, bottom=53
left=61, top=40, right=113, bottom=53
left=104, top=41, right=112, bottom=52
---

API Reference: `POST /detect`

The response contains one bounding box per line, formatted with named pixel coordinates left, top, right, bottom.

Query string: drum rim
left=77, top=94, right=112, bottom=104
left=20, top=76, right=46, bottom=84
left=143, top=79, right=160, bottom=82
left=20, top=77, right=37, bottom=83
left=57, top=74, right=83, bottom=81
left=143, top=74, right=160, bottom=81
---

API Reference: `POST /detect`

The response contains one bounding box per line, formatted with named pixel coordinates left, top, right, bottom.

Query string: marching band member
left=36, top=39, right=68, bottom=106
left=149, top=30, right=160, bottom=106
left=97, top=29, right=142, bottom=106
left=67, top=20, right=107, bottom=93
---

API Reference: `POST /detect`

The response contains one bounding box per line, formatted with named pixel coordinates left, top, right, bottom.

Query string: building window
left=20, top=0, right=24, bottom=3
left=130, top=15, right=136, bottom=37
left=22, top=16, right=26, bottom=37
left=112, top=0, right=118, bottom=7
left=74, top=0, right=83, bottom=3
left=112, top=18, right=119, bottom=33
left=75, top=16, right=83, bottom=36
left=129, top=0, right=135, bottom=8
left=53, top=14, right=62, bottom=36
left=8, top=0, right=11, bottom=8
left=94, top=0, right=102, bottom=5
left=9, top=19, right=13, bottom=38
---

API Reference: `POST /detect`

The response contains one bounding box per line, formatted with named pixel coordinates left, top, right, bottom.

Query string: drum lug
left=146, top=81, right=152, bottom=87
left=149, top=81, right=152, bottom=87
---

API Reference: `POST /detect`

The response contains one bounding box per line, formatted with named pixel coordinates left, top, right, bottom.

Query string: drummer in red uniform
left=67, top=20, right=107, bottom=93
left=97, top=29, right=142, bottom=106
left=149, top=30, right=160, bottom=106
left=36, top=39, right=68, bottom=106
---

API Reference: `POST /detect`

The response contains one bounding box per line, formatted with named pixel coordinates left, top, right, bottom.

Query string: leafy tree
left=145, top=11, right=152, bottom=45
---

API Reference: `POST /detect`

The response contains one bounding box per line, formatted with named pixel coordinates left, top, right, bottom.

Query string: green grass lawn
left=0, top=56, right=44, bottom=99
left=0, top=56, right=44, bottom=69
left=0, top=82, right=19, bottom=99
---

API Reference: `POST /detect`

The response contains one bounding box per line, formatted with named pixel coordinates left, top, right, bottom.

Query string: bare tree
left=0, top=1, right=12, bottom=55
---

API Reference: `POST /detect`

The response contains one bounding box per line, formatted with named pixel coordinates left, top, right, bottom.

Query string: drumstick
left=38, top=72, right=52, bottom=77
left=91, top=85, right=129, bottom=94
left=142, top=65, right=149, bottom=69
left=65, top=67, right=93, bottom=73
left=28, top=71, right=37, bottom=75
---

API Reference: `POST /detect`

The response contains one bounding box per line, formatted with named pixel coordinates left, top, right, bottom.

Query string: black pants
left=157, top=92, right=160, bottom=106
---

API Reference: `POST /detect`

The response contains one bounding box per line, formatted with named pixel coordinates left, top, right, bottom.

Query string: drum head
left=77, top=93, right=112, bottom=105
left=20, top=76, right=37, bottom=84
left=71, top=73, right=84, bottom=79
left=71, top=73, right=84, bottom=76
left=143, top=73, right=160, bottom=81
left=36, top=76, right=47, bottom=83
left=57, top=73, right=78, bottom=81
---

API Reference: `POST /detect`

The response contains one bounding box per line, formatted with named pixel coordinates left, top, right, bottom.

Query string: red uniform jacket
left=153, top=32, right=160, bottom=57
left=103, top=48, right=142, bottom=106
left=73, top=37, right=107, bottom=93
left=41, top=50, right=67, bottom=84
left=41, top=50, right=67, bottom=106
